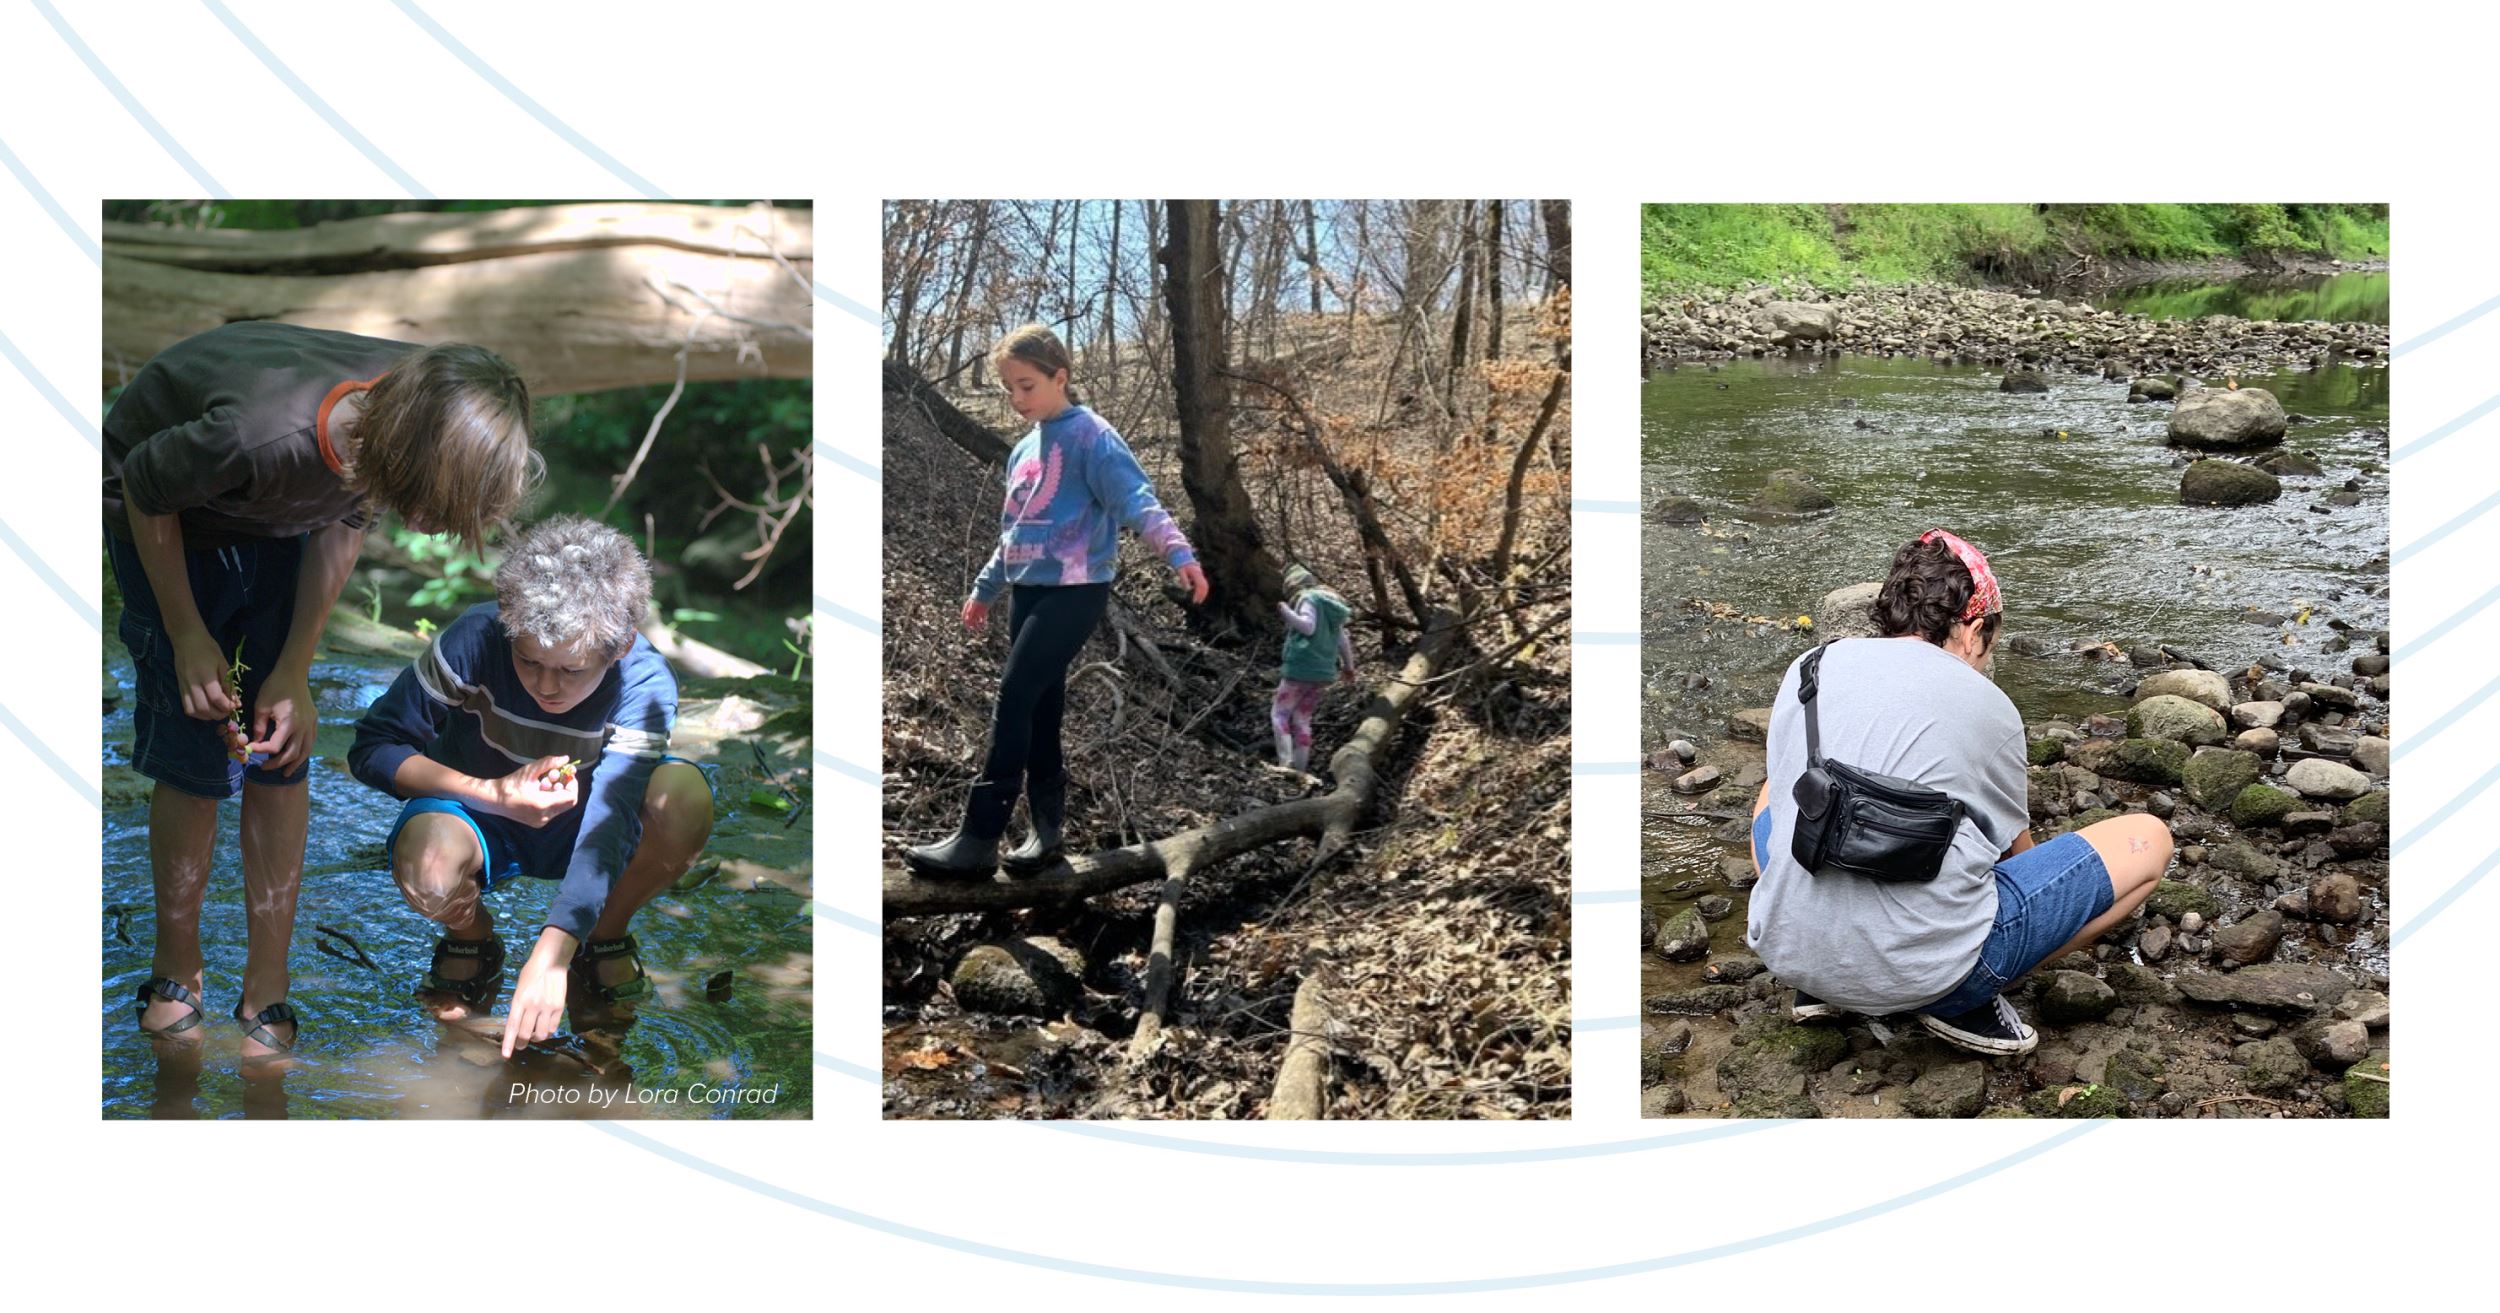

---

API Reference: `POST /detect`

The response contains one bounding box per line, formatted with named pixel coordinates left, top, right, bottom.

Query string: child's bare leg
left=392, top=814, right=491, bottom=1019
left=235, top=779, right=307, bottom=1054
left=143, top=783, right=219, bottom=1035
left=585, top=763, right=715, bottom=987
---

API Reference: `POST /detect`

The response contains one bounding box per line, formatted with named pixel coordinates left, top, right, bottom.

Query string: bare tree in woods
left=1484, top=200, right=1505, bottom=360
left=1541, top=198, right=1573, bottom=295
left=1159, top=199, right=1280, bottom=624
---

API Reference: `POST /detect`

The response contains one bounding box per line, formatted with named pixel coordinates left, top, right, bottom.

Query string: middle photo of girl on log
left=882, top=199, right=1575, bottom=1120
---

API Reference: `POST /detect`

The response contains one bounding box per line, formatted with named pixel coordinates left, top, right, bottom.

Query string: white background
left=0, top=1, right=2487, bottom=1307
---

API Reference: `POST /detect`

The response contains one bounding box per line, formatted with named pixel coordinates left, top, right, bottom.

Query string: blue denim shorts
left=385, top=756, right=709, bottom=892
left=1922, top=831, right=2115, bottom=1018
left=107, top=531, right=308, bottom=799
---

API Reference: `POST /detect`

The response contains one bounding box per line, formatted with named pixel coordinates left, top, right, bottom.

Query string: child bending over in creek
left=1744, top=530, right=2173, bottom=1058
left=348, top=515, right=714, bottom=1057
left=903, top=324, right=1208, bottom=880
left=109, top=323, right=538, bottom=1058
left=1272, top=563, right=1357, bottom=774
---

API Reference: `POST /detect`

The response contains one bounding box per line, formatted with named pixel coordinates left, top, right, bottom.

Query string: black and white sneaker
left=1789, top=990, right=1841, bottom=1023
left=1916, top=993, right=2038, bottom=1057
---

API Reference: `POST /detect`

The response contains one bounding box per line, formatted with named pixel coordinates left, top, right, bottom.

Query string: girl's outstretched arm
left=1084, top=427, right=1198, bottom=574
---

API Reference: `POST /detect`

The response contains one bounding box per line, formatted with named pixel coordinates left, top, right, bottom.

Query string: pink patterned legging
left=1271, top=679, right=1327, bottom=769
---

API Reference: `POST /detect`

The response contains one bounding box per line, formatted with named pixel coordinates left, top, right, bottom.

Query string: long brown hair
left=346, top=343, right=540, bottom=552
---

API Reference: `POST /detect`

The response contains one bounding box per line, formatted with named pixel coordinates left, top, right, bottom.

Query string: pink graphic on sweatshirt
left=999, top=444, right=1065, bottom=567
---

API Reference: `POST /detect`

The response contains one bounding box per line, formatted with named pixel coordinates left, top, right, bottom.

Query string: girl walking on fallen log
left=905, top=325, right=1208, bottom=879
left=1271, top=563, right=1357, bottom=776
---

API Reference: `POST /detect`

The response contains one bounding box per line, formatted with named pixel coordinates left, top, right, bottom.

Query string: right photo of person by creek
left=1637, top=204, right=2391, bottom=1120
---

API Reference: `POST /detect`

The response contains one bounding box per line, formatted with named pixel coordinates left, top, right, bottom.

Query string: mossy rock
left=2340, top=790, right=2389, bottom=827
left=2023, top=1083, right=2127, bottom=1118
left=2027, top=736, right=2067, bottom=766
left=950, top=937, right=1086, bottom=1017
left=2231, top=783, right=2299, bottom=829
left=1753, top=469, right=1835, bottom=515
left=2342, top=1050, right=2390, bottom=1119
left=2183, top=748, right=2262, bottom=810
left=2101, top=737, right=2188, bottom=786
left=2061, top=807, right=2122, bottom=834
left=1727, top=1091, right=1822, bottom=1119
left=1716, top=1012, right=1849, bottom=1100
left=2101, top=1048, right=2165, bottom=1103
left=2238, top=1036, right=2311, bottom=1094
left=2145, top=879, right=2222, bottom=924
left=1977, top=1106, right=2034, bottom=1119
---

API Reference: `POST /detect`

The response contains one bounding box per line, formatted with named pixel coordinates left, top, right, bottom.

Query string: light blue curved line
left=815, top=440, right=882, bottom=483
left=0, top=325, right=102, bottom=449
left=816, top=1049, right=876, bottom=1082
left=2392, top=667, right=2500, bottom=763
left=30, top=0, right=226, bottom=196
left=813, top=903, right=877, bottom=935
left=1572, top=888, right=1635, bottom=905
left=813, top=593, right=876, bottom=635
left=1574, top=631, right=1638, bottom=646
left=813, top=749, right=877, bottom=785
left=0, top=518, right=100, bottom=628
left=2394, top=288, right=2500, bottom=360
left=1573, top=499, right=1638, bottom=514
left=2394, top=757, right=2500, bottom=858
left=199, top=0, right=429, bottom=197
left=1041, top=1120, right=1777, bottom=1168
left=813, top=280, right=876, bottom=325
left=2397, top=579, right=2500, bottom=664
left=594, top=1120, right=2101, bottom=1293
left=1578, top=1015, right=1635, bottom=1031
left=1572, top=761, right=1637, bottom=776
left=2393, top=839, right=2500, bottom=947
left=0, top=131, right=101, bottom=263
left=384, top=0, right=660, bottom=198
left=2393, top=389, right=2500, bottom=463
left=2392, top=485, right=2500, bottom=566
left=0, top=701, right=98, bottom=806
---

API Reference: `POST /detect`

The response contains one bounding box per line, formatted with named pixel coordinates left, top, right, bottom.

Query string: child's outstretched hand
left=1178, top=562, right=1210, bottom=605
left=502, top=931, right=573, bottom=1058
left=962, top=597, right=990, bottom=631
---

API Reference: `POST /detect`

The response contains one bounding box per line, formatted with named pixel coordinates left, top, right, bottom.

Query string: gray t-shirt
left=1743, top=637, right=2030, bottom=1013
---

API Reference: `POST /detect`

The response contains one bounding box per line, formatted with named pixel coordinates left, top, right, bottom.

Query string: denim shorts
left=1921, top=831, right=2115, bottom=1018
left=385, top=756, right=708, bottom=893
left=107, top=531, right=308, bottom=799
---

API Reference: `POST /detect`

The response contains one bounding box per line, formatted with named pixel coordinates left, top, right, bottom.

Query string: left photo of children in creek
left=100, top=200, right=815, bottom=1119
left=882, top=200, right=1575, bottom=1119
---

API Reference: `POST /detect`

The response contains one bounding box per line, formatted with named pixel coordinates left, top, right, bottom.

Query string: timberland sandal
left=573, top=934, right=652, bottom=1004
left=418, top=934, right=506, bottom=1010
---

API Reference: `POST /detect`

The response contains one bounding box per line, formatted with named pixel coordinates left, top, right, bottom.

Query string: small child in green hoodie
left=1273, top=564, right=1357, bottom=772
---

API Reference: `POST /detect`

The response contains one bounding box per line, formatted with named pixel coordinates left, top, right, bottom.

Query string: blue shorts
left=1750, top=810, right=2114, bottom=1018
left=1922, top=831, right=2115, bottom=1018
left=107, top=531, right=308, bottom=799
left=385, top=756, right=706, bottom=893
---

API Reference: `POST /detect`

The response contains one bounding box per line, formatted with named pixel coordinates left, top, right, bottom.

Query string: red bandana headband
left=1921, top=529, right=2001, bottom=622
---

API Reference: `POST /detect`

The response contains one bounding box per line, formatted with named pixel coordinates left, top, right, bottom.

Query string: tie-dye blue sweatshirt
left=970, top=405, right=1196, bottom=604
left=347, top=602, right=678, bottom=943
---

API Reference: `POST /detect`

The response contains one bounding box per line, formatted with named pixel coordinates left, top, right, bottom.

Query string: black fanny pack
left=1788, top=643, right=1966, bottom=883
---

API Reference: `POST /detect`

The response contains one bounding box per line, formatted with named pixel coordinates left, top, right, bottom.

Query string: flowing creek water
left=1638, top=279, right=2390, bottom=1108
left=100, top=630, right=816, bottom=1119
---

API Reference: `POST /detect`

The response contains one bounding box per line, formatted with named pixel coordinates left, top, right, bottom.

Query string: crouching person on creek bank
left=348, top=516, right=715, bottom=1057
left=1745, top=530, right=2172, bottom=1057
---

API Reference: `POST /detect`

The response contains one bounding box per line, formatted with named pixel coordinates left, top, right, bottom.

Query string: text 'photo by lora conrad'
left=1638, top=204, right=2390, bottom=1119
left=101, top=200, right=814, bottom=1120
left=882, top=200, right=1573, bottom=1120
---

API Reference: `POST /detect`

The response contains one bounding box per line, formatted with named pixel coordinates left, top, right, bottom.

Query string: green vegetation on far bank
left=1640, top=203, right=2390, bottom=297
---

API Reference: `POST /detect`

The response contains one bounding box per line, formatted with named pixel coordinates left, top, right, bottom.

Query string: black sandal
left=573, top=935, right=652, bottom=1004
left=232, top=1000, right=299, bottom=1055
left=418, top=934, right=506, bottom=1010
left=134, top=976, right=205, bottom=1039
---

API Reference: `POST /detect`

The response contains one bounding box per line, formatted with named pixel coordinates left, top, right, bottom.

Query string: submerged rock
left=2180, top=459, right=2282, bottom=506
left=1753, top=468, right=1835, bottom=515
left=1650, top=495, right=1707, bottom=524
left=2000, top=369, right=2051, bottom=394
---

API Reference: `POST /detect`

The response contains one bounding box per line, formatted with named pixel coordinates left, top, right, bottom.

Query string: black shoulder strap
left=1797, top=642, right=1829, bottom=766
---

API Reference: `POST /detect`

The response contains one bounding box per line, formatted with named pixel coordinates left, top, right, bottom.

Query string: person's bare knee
left=392, top=818, right=481, bottom=924
left=640, top=763, right=714, bottom=858
left=2080, top=812, right=2172, bottom=895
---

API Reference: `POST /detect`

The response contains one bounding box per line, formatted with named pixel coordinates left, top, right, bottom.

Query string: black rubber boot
left=904, top=783, right=1010, bottom=880
left=1001, top=774, right=1066, bottom=875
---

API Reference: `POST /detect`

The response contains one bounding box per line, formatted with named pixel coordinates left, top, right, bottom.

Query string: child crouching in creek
left=348, top=515, right=714, bottom=1057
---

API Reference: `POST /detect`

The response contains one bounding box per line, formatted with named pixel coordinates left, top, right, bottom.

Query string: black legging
left=967, top=582, right=1110, bottom=835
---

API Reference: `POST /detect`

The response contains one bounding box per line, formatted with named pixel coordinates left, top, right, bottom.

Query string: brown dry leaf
left=2056, top=1085, right=2084, bottom=1107
left=897, top=1044, right=959, bottom=1071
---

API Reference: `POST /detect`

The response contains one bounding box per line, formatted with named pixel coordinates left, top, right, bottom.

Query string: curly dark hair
left=1874, top=535, right=2001, bottom=651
